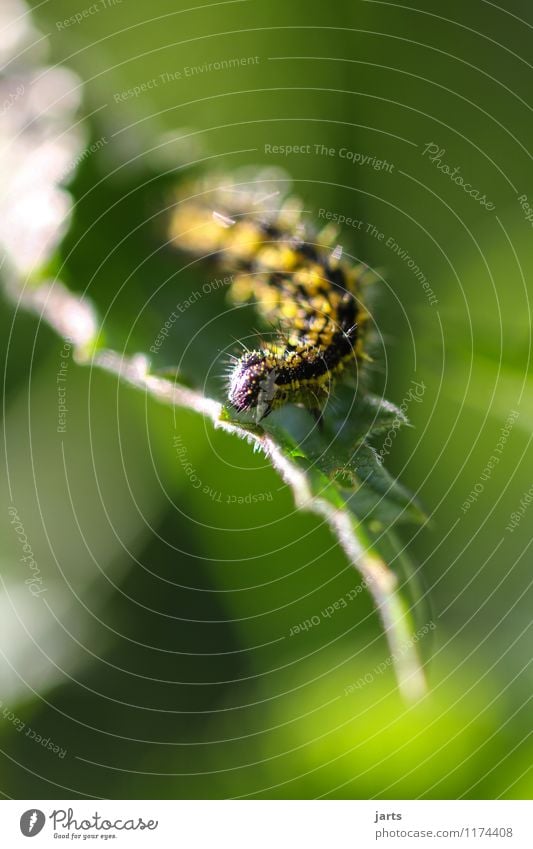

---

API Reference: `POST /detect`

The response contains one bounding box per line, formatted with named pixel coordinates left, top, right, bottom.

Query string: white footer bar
left=1, top=799, right=531, bottom=848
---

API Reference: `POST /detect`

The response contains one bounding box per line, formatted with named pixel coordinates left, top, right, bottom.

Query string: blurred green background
left=0, top=0, right=531, bottom=798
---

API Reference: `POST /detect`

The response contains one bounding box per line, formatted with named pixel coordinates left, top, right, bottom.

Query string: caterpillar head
left=227, top=351, right=278, bottom=422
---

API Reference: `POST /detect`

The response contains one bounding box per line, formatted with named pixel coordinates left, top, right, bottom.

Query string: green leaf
left=259, top=386, right=424, bottom=528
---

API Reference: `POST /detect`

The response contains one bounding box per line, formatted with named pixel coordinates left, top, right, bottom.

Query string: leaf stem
left=6, top=280, right=427, bottom=702
left=95, top=350, right=428, bottom=702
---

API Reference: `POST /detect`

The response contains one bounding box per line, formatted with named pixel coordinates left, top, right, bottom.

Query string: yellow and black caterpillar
left=169, top=169, right=374, bottom=421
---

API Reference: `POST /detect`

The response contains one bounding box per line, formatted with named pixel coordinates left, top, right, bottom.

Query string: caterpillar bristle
left=212, top=210, right=235, bottom=228
left=331, top=243, right=343, bottom=263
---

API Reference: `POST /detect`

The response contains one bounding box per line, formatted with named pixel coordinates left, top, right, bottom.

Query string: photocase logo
left=20, top=809, right=46, bottom=837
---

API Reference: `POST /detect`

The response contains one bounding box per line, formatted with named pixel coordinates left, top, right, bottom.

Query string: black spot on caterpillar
left=169, top=169, right=375, bottom=421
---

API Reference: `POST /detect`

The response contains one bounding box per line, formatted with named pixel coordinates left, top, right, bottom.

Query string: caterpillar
left=169, top=169, right=374, bottom=422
